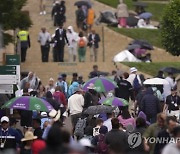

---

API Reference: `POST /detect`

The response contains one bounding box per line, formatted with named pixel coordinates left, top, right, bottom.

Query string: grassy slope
left=111, top=27, right=162, bottom=48
left=122, top=62, right=180, bottom=76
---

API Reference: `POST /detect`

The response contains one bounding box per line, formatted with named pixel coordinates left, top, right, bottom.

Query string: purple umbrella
left=99, top=97, right=128, bottom=107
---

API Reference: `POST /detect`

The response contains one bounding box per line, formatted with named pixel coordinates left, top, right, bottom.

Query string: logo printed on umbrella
left=96, top=86, right=101, bottom=91
left=34, top=104, right=41, bottom=110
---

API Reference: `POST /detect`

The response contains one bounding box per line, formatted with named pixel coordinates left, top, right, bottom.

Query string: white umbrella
left=143, top=78, right=169, bottom=85
left=113, top=50, right=141, bottom=62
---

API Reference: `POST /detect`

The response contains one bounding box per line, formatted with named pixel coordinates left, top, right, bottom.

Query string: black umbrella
left=74, top=1, right=92, bottom=8
left=127, top=44, right=141, bottom=50
left=130, top=39, right=154, bottom=50
left=83, top=105, right=115, bottom=115
left=133, top=2, right=148, bottom=7
left=160, top=67, right=180, bottom=74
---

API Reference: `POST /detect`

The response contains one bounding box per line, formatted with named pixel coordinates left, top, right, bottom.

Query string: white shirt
left=127, top=73, right=142, bottom=86
left=103, top=118, right=112, bottom=132
left=162, top=143, right=180, bottom=154
left=68, top=94, right=84, bottom=115
left=38, top=31, right=51, bottom=46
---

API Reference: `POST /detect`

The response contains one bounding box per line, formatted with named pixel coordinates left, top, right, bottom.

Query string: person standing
left=163, top=86, right=180, bottom=120
left=38, top=27, right=51, bottom=62
left=88, top=30, right=100, bottom=62
left=17, top=28, right=30, bottom=62
left=116, top=0, right=129, bottom=28
left=51, top=1, right=60, bottom=26
left=75, top=6, right=86, bottom=31
left=39, top=0, right=46, bottom=15
left=54, top=23, right=69, bottom=62
left=87, top=7, right=95, bottom=31
left=77, top=31, right=87, bottom=62
left=141, top=87, right=161, bottom=123
left=66, top=26, right=78, bottom=62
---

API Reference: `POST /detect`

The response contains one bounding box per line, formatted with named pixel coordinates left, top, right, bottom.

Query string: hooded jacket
left=141, top=87, right=160, bottom=116
left=66, top=26, right=78, bottom=48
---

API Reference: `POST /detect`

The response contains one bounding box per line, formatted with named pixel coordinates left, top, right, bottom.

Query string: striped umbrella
left=1, top=96, right=54, bottom=112
left=83, top=77, right=117, bottom=92
left=99, top=97, right=129, bottom=107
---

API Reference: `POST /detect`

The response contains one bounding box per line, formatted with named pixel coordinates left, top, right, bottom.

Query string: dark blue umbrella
left=139, top=12, right=152, bottom=19
left=127, top=44, right=141, bottom=50
left=130, top=39, right=154, bottom=50
left=160, top=67, right=180, bottom=74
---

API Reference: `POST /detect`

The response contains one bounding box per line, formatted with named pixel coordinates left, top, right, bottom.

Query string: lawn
left=122, top=62, right=180, bottom=76
left=96, top=0, right=167, bottom=21
left=111, top=27, right=163, bottom=48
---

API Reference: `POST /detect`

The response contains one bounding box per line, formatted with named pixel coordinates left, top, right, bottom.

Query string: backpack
left=96, top=134, right=108, bottom=154
left=74, top=118, right=87, bottom=138
left=78, top=38, right=86, bottom=47
left=133, top=75, right=141, bottom=92
left=77, top=10, right=85, bottom=22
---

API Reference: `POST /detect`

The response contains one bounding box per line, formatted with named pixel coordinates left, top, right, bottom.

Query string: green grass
left=111, top=27, right=162, bottom=48
left=122, top=62, right=180, bottom=76
left=96, top=0, right=166, bottom=21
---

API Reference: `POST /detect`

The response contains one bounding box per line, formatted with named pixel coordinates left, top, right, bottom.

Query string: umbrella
left=133, top=2, right=148, bottom=7
left=99, top=97, right=129, bottom=107
left=1, top=96, right=54, bottom=112
left=127, top=44, right=141, bottom=50
left=83, top=105, right=115, bottom=115
left=143, top=78, right=169, bottom=85
left=83, top=77, right=117, bottom=92
left=139, top=12, right=152, bottom=19
left=74, top=1, right=92, bottom=8
left=160, top=67, right=180, bottom=74
left=130, top=39, right=154, bottom=50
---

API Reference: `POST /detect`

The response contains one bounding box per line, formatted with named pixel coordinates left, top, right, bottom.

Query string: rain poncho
left=67, top=26, right=78, bottom=48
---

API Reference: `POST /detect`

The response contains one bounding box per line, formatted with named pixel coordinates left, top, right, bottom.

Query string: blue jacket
left=141, top=87, right=160, bottom=116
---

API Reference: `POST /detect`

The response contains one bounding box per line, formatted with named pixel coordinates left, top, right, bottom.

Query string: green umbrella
left=1, top=96, right=54, bottom=112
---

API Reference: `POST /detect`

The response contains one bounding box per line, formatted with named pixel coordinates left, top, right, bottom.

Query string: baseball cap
left=130, top=67, right=138, bottom=73
left=1, top=116, right=9, bottom=123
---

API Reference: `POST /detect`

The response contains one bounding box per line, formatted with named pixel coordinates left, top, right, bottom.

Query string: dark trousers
left=41, top=45, right=50, bottom=62
left=21, top=47, right=28, bottom=62
left=55, top=45, right=64, bottom=62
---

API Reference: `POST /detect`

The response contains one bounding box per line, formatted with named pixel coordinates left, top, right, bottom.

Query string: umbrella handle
left=102, top=92, right=106, bottom=98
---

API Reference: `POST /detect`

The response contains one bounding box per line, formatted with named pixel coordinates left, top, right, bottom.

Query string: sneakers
left=40, top=11, right=46, bottom=15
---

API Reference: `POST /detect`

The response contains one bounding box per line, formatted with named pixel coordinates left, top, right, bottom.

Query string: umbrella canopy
left=127, top=44, right=141, bottom=50
left=160, top=67, right=180, bottom=74
left=130, top=39, right=154, bottom=50
left=99, top=97, right=129, bottom=107
left=83, top=105, right=115, bottom=115
left=113, top=50, right=142, bottom=62
left=1, top=96, right=54, bottom=112
left=74, top=1, right=92, bottom=8
left=83, top=77, right=117, bottom=92
left=143, top=78, right=169, bottom=85
left=133, top=2, right=148, bottom=7
left=139, top=12, right=152, bottom=19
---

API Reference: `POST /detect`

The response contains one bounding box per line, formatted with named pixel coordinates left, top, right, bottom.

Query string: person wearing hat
left=45, top=78, right=55, bottom=93
left=20, top=131, right=37, bottom=154
left=56, top=75, right=68, bottom=96
left=163, top=86, right=180, bottom=120
left=0, top=116, right=21, bottom=150
left=67, top=87, right=84, bottom=130
left=84, top=83, right=100, bottom=109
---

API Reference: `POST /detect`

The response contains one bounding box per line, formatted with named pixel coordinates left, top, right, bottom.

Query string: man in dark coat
left=54, top=23, right=69, bottom=62
left=115, top=72, right=134, bottom=102
left=141, top=87, right=160, bottom=124
left=88, top=29, right=100, bottom=62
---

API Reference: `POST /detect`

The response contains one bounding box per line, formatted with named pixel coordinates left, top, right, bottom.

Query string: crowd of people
left=0, top=65, right=179, bottom=154
left=17, top=0, right=100, bottom=63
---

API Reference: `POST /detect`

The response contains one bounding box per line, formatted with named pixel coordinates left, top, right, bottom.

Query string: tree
left=161, top=0, right=180, bottom=56
left=0, top=0, right=32, bottom=45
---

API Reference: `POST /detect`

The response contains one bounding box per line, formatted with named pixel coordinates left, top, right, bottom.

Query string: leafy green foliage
left=0, top=0, right=32, bottom=45
left=161, top=0, right=180, bottom=56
